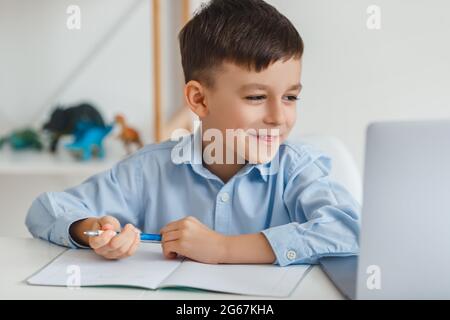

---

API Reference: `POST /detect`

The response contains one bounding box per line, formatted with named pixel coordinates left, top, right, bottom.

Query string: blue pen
left=83, top=230, right=162, bottom=242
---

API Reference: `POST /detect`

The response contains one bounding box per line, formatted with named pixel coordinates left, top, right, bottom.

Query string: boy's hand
left=70, top=216, right=141, bottom=260
left=160, top=216, right=227, bottom=264
left=89, top=217, right=141, bottom=260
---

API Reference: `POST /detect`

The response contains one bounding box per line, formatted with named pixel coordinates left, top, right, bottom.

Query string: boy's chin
left=245, top=148, right=280, bottom=165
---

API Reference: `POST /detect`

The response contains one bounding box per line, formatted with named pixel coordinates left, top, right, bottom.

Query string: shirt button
left=220, top=192, right=230, bottom=203
left=286, top=250, right=297, bottom=261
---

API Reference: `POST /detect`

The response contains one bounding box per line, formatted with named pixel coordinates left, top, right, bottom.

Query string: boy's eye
left=244, top=95, right=300, bottom=103
left=245, top=95, right=266, bottom=101
left=285, top=95, right=300, bottom=102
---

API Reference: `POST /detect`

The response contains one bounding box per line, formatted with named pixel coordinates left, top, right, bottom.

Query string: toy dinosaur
left=65, top=123, right=114, bottom=161
left=115, top=114, right=143, bottom=154
left=43, top=103, right=105, bottom=153
left=0, top=128, right=43, bottom=151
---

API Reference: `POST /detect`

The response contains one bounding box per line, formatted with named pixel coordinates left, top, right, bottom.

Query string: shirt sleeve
left=261, top=149, right=361, bottom=266
left=25, top=156, right=144, bottom=249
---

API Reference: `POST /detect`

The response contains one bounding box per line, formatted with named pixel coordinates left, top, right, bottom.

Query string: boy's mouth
left=247, top=132, right=281, bottom=143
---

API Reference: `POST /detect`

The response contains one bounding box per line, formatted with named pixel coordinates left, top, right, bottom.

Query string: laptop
left=321, top=120, right=450, bottom=299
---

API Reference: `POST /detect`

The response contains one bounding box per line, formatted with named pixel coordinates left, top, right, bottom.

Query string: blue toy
left=65, top=122, right=114, bottom=161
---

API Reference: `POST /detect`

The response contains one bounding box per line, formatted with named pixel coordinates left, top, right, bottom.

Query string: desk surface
left=0, top=237, right=344, bottom=300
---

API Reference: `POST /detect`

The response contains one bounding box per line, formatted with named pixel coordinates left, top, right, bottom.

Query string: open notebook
left=27, top=243, right=311, bottom=297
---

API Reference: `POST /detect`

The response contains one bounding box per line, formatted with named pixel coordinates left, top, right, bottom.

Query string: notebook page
left=27, top=243, right=182, bottom=289
left=161, top=260, right=311, bottom=297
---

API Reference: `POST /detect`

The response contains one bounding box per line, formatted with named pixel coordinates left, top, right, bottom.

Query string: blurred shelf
left=0, top=140, right=128, bottom=176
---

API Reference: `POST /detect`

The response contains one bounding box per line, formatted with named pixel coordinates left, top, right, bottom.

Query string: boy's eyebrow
left=288, top=83, right=303, bottom=91
left=239, top=83, right=303, bottom=91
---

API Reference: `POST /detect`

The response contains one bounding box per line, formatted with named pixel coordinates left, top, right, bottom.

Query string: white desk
left=0, top=237, right=344, bottom=300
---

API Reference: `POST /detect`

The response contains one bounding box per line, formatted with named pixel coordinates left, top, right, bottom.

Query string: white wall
left=0, top=0, right=188, bottom=142
left=268, top=0, right=450, bottom=170
left=0, top=0, right=187, bottom=236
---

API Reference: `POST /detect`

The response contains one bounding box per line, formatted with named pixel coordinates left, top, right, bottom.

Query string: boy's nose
left=264, top=101, right=286, bottom=126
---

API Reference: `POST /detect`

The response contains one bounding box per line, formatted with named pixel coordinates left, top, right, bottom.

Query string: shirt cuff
left=261, top=223, right=314, bottom=267
left=52, top=214, right=91, bottom=249
left=68, top=221, right=91, bottom=249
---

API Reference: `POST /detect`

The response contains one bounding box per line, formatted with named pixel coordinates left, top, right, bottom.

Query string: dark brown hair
left=178, top=0, right=304, bottom=87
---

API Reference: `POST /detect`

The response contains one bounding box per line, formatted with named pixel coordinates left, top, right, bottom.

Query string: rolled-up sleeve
left=262, top=151, right=361, bottom=266
left=25, top=157, right=143, bottom=248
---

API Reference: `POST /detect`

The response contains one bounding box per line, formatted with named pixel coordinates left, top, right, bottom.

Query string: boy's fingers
left=102, top=251, right=121, bottom=260
left=92, top=224, right=140, bottom=259
left=116, top=228, right=140, bottom=258
left=160, top=223, right=175, bottom=234
left=165, top=252, right=178, bottom=259
left=161, top=230, right=182, bottom=243
left=98, top=216, right=121, bottom=231
left=162, top=242, right=178, bottom=259
left=98, top=231, right=135, bottom=260
left=114, top=237, right=137, bottom=259
left=123, top=232, right=141, bottom=258
left=90, top=219, right=101, bottom=231
left=94, top=243, right=115, bottom=256
left=89, top=229, right=116, bottom=249
left=160, top=219, right=186, bottom=234
left=101, top=224, right=115, bottom=231
left=108, top=224, right=136, bottom=251
left=162, top=241, right=183, bottom=259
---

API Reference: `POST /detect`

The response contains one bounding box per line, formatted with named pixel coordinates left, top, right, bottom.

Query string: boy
left=26, top=0, right=360, bottom=267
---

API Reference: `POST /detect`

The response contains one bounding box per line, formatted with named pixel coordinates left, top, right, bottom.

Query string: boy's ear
left=184, top=80, right=209, bottom=118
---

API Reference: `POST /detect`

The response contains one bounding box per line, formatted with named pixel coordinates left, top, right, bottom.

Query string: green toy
left=0, top=128, right=43, bottom=151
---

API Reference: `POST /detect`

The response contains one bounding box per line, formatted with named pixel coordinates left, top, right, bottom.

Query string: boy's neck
left=201, top=141, right=246, bottom=184
left=203, top=161, right=246, bottom=184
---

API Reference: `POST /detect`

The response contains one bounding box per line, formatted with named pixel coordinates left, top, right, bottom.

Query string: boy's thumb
left=98, top=216, right=121, bottom=232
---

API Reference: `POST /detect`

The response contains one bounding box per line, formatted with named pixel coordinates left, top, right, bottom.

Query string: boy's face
left=193, top=58, right=302, bottom=165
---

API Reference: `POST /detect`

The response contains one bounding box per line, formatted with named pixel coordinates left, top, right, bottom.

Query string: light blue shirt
left=26, top=133, right=360, bottom=266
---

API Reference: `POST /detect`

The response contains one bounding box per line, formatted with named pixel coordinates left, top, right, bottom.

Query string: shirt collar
left=172, top=130, right=276, bottom=183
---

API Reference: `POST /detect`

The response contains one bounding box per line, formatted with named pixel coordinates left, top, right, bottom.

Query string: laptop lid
left=320, top=256, right=358, bottom=299
left=356, top=120, right=450, bottom=299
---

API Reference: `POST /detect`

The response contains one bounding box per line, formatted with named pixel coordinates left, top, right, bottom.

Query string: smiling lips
left=248, top=132, right=281, bottom=143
